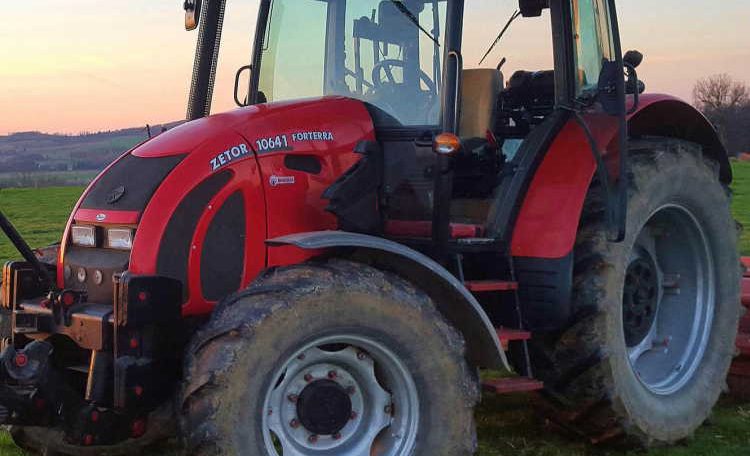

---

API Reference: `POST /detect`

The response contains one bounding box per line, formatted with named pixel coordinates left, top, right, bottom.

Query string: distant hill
left=0, top=122, right=181, bottom=174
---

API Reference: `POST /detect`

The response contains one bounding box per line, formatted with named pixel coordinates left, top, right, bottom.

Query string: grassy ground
left=0, top=187, right=83, bottom=264
left=0, top=163, right=749, bottom=454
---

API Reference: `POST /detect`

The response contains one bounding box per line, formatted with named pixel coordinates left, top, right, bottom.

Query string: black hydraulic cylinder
left=0, top=210, right=54, bottom=289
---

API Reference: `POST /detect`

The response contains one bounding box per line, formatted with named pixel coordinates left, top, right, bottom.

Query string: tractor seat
left=459, top=68, right=504, bottom=140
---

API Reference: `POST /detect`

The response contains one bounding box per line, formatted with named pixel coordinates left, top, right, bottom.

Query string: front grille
left=63, top=247, right=130, bottom=305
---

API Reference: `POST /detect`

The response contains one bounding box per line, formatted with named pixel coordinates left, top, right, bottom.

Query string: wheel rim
left=623, top=204, right=715, bottom=396
left=262, top=335, right=419, bottom=455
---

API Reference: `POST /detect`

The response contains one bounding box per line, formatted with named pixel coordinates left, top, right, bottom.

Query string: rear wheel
left=180, top=259, right=479, bottom=455
left=531, top=139, right=741, bottom=445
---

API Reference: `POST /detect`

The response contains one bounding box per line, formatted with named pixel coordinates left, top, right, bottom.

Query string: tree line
left=693, top=74, right=750, bottom=156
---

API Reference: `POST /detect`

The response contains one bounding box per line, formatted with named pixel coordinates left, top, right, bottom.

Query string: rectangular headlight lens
left=71, top=226, right=97, bottom=247
left=106, top=228, right=134, bottom=250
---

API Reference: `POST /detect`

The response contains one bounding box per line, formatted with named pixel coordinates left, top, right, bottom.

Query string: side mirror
left=623, top=51, right=645, bottom=114
left=234, top=65, right=253, bottom=107
left=519, top=0, right=550, bottom=17
left=623, top=50, right=643, bottom=69
left=184, top=0, right=203, bottom=31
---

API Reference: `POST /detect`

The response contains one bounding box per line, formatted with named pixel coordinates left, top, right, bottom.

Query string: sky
left=1, top=0, right=748, bottom=135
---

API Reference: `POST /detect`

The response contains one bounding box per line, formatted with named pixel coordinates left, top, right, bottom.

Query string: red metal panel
left=252, top=98, right=376, bottom=267
left=74, top=209, right=140, bottom=225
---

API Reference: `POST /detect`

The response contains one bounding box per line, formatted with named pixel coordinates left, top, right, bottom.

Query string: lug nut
left=384, top=404, right=393, bottom=415
left=308, top=434, right=318, bottom=444
left=357, top=351, right=367, bottom=360
left=328, top=370, right=337, bottom=379
left=297, top=354, right=306, bottom=360
left=290, top=419, right=300, bottom=428
left=350, top=411, right=358, bottom=420
left=287, top=394, right=298, bottom=403
left=333, top=432, right=342, bottom=440
left=304, top=373, right=314, bottom=382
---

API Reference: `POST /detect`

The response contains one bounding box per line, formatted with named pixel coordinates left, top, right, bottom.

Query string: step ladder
left=457, top=255, right=543, bottom=395
left=382, top=219, right=543, bottom=394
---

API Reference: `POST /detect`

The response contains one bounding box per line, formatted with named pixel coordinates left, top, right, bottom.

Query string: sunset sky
left=1, top=0, right=749, bottom=135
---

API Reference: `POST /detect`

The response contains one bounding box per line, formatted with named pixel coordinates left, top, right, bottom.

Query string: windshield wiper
left=389, top=0, right=440, bottom=47
left=478, top=9, right=521, bottom=66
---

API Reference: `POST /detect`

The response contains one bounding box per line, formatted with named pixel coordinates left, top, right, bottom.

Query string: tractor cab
left=187, top=0, right=626, bottom=257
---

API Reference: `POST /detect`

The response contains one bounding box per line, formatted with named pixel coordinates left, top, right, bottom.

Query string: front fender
left=267, top=231, right=510, bottom=372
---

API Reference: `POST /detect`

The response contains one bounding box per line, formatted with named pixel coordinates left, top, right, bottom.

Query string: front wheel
left=180, top=260, right=479, bottom=455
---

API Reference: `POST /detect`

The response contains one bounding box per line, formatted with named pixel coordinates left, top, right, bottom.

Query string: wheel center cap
left=296, top=379, right=352, bottom=435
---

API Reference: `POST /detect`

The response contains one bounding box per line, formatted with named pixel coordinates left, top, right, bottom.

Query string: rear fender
left=511, top=94, right=730, bottom=260
left=267, top=231, right=510, bottom=372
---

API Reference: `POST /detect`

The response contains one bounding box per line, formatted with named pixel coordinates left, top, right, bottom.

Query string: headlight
left=106, top=228, right=134, bottom=250
left=71, top=226, right=97, bottom=247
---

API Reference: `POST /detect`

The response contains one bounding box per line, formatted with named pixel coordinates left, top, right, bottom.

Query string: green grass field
left=1, top=163, right=750, bottom=455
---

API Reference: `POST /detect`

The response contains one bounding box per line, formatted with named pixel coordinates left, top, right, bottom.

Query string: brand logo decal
left=269, top=175, right=296, bottom=187
left=107, top=186, right=126, bottom=204
left=210, top=143, right=251, bottom=172
left=96, top=213, right=107, bottom=222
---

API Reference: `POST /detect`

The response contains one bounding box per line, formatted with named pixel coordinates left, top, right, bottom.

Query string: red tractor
left=0, top=0, right=742, bottom=454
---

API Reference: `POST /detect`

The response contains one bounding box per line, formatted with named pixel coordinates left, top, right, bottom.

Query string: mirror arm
left=625, top=63, right=639, bottom=115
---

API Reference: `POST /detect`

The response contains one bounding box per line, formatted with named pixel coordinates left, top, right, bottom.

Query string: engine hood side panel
left=245, top=98, right=376, bottom=266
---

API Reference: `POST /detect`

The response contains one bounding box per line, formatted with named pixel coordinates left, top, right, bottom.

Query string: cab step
left=496, top=327, right=532, bottom=349
left=465, top=280, right=518, bottom=292
left=742, top=276, right=750, bottom=308
left=737, top=333, right=750, bottom=357
left=384, top=220, right=485, bottom=239
left=482, top=377, right=544, bottom=394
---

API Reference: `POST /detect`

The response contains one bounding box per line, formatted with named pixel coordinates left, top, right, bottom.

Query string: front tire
left=180, top=259, right=479, bottom=455
left=531, top=139, right=741, bottom=445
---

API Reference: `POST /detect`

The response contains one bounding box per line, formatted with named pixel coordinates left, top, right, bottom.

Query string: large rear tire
left=530, top=139, right=741, bottom=445
left=180, top=259, right=479, bottom=455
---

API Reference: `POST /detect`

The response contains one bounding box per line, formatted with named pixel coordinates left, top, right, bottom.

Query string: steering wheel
left=371, top=59, right=437, bottom=94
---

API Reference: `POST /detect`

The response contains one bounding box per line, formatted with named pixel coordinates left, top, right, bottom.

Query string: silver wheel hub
left=624, top=204, right=715, bottom=396
left=263, top=336, right=419, bottom=455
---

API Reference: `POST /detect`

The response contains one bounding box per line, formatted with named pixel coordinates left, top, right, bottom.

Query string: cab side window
left=570, top=0, right=614, bottom=96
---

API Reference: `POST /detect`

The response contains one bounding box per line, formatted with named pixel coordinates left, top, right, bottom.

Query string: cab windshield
left=257, top=0, right=448, bottom=126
